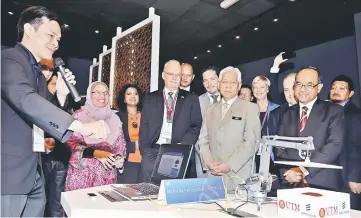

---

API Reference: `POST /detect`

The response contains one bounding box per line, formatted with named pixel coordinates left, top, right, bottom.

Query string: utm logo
left=319, top=208, right=326, bottom=218
left=279, top=200, right=285, bottom=209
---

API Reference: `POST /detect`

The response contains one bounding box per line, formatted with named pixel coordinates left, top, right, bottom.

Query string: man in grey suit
left=200, top=66, right=261, bottom=191
left=1, top=6, right=109, bottom=217
left=199, top=67, right=221, bottom=116
left=196, top=67, right=220, bottom=177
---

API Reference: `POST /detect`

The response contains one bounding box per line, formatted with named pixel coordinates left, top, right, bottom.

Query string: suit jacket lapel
left=211, top=102, right=222, bottom=129
left=302, top=99, right=323, bottom=137
left=155, top=90, right=164, bottom=135
left=290, top=105, right=300, bottom=136
left=202, top=94, right=211, bottom=107
left=173, top=89, right=185, bottom=122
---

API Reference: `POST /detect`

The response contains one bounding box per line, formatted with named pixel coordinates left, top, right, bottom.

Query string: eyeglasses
left=221, top=81, right=238, bottom=86
left=164, top=71, right=181, bottom=78
left=92, top=91, right=110, bottom=96
left=294, top=82, right=319, bottom=90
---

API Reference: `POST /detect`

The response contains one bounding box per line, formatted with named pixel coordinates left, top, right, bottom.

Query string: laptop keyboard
left=126, top=183, right=160, bottom=195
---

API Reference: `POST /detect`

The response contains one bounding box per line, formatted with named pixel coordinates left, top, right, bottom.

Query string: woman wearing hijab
left=65, top=82, right=126, bottom=191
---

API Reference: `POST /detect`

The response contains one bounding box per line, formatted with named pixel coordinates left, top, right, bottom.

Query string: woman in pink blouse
left=65, top=82, right=126, bottom=191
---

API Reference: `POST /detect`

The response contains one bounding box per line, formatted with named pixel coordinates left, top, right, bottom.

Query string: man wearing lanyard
left=139, top=60, right=202, bottom=182
left=1, top=6, right=109, bottom=217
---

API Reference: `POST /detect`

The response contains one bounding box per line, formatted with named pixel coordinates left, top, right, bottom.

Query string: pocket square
left=232, top=116, right=242, bottom=120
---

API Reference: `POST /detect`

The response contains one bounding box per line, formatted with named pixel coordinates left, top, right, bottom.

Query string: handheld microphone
left=54, top=57, right=81, bottom=102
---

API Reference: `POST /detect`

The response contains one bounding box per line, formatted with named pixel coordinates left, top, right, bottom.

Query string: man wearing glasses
left=139, top=60, right=202, bottom=182
left=180, top=63, right=195, bottom=92
left=276, top=67, right=345, bottom=191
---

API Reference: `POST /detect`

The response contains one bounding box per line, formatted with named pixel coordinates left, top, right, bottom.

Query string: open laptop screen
left=150, top=144, right=193, bottom=185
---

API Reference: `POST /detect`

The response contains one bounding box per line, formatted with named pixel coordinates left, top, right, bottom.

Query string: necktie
left=166, top=92, right=175, bottom=123
left=222, top=102, right=229, bottom=119
left=299, top=106, right=308, bottom=136
left=211, top=94, right=219, bottom=104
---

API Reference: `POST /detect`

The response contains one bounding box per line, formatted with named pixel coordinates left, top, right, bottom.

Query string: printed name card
left=157, top=177, right=225, bottom=205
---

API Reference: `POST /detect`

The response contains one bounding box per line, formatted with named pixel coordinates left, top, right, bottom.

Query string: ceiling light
left=273, top=12, right=279, bottom=22
left=289, top=0, right=296, bottom=2
left=254, top=26, right=259, bottom=31
left=194, top=56, right=198, bottom=60
left=220, top=0, right=240, bottom=9
left=207, top=50, right=211, bottom=53
left=236, top=36, right=240, bottom=39
left=218, top=45, right=222, bottom=48
left=95, top=30, right=99, bottom=34
left=64, top=24, right=69, bottom=28
left=8, top=12, right=13, bottom=15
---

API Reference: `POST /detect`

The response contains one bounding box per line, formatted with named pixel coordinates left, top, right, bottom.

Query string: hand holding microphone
left=54, top=58, right=81, bottom=102
left=56, top=69, right=76, bottom=96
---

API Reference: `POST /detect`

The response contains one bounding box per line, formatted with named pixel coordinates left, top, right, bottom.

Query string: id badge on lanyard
left=32, top=72, right=45, bottom=152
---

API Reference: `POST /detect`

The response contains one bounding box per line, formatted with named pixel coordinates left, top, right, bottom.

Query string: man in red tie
left=276, top=67, right=345, bottom=191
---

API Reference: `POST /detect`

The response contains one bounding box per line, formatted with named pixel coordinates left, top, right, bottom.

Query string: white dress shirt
left=299, top=97, right=318, bottom=119
left=180, top=86, right=190, bottom=91
left=156, top=87, right=178, bottom=144
left=221, top=96, right=238, bottom=118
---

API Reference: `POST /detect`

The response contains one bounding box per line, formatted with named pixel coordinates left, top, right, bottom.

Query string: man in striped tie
left=276, top=67, right=345, bottom=191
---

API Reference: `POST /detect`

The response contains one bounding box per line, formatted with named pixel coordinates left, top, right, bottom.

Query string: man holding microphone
left=1, top=6, right=109, bottom=217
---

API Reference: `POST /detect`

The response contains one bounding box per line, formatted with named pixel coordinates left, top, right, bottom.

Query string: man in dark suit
left=180, top=63, right=195, bottom=92
left=139, top=60, right=202, bottom=182
left=276, top=67, right=345, bottom=191
left=268, top=73, right=297, bottom=135
left=329, top=75, right=361, bottom=210
left=268, top=73, right=297, bottom=190
left=1, top=6, right=109, bottom=217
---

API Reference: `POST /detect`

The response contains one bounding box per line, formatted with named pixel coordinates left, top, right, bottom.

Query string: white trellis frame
left=98, top=45, right=112, bottom=86
left=88, top=58, right=99, bottom=85
left=109, top=7, right=160, bottom=107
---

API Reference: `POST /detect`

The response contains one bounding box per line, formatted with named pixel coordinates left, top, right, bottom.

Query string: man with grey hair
left=139, top=60, right=202, bottom=181
left=200, top=66, right=261, bottom=190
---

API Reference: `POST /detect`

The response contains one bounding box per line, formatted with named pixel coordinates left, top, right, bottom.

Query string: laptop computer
left=112, top=143, right=193, bottom=201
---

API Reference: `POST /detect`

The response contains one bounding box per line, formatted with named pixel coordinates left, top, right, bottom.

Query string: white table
left=61, top=185, right=361, bottom=217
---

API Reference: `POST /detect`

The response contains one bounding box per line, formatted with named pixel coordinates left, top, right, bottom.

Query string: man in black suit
left=268, top=73, right=297, bottom=191
left=139, top=60, right=202, bottom=182
left=180, top=63, right=195, bottom=92
left=329, top=75, right=361, bottom=210
left=276, top=67, right=345, bottom=191
left=1, top=6, right=109, bottom=217
left=268, top=73, right=297, bottom=136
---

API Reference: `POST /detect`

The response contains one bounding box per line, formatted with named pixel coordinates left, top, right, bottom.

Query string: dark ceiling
left=2, top=0, right=361, bottom=72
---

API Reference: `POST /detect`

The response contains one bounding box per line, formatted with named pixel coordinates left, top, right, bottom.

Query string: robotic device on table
left=235, top=135, right=315, bottom=211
